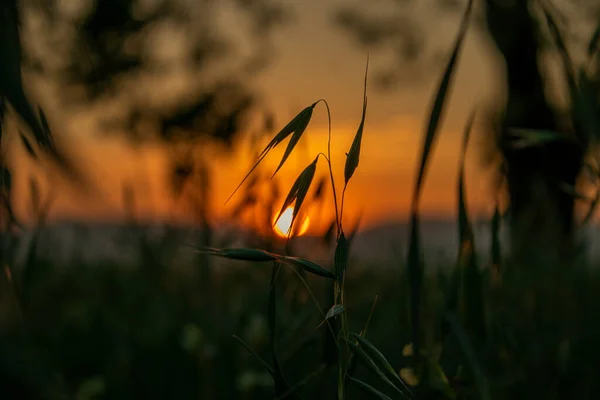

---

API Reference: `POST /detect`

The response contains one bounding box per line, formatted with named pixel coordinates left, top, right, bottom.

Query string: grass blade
left=445, top=312, right=491, bottom=400
left=274, top=156, right=319, bottom=235
left=232, top=335, right=275, bottom=377
left=279, top=256, right=335, bottom=279
left=272, top=107, right=314, bottom=178
left=344, top=55, right=369, bottom=185
left=227, top=104, right=316, bottom=203
left=348, top=376, right=394, bottom=400
left=407, top=0, right=473, bottom=357
left=352, top=333, right=414, bottom=397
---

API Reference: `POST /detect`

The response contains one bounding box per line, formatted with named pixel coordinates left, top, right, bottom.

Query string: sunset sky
left=8, top=1, right=525, bottom=231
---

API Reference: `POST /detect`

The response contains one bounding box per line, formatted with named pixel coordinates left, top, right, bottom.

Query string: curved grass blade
left=352, top=333, right=414, bottom=397
left=348, top=376, right=394, bottom=400
left=344, top=55, right=369, bottom=185
left=407, top=0, right=473, bottom=357
left=232, top=334, right=275, bottom=377
left=227, top=103, right=316, bottom=204
left=445, top=312, right=491, bottom=400
left=19, top=131, right=37, bottom=159
left=350, top=343, right=412, bottom=399
left=272, top=106, right=315, bottom=178
left=274, top=156, right=319, bottom=236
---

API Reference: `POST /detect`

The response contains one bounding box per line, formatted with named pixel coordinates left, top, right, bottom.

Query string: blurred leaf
left=588, top=20, right=600, bottom=58
left=352, top=333, right=413, bottom=397
left=348, top=376, right=394, bottom=400
left=507, top=128, right=574, bottom=149
left=29, top=176, right=40, bottom=217
left=325, top=304, right=345, bottom=320
left=407, top=0, right=473, bottom=357
left=491, top=203, right=502, bottom=269
left=445, top=312, right=490, bottom=400
left=233, top=335, right=275, bottom=377
left=557, top=181, right=593, bottom=202
left=344, top=55, right=369, bottom=185
left=19, top=131, right=37, bottom=159
left=350, top=342, right=411, bottom=399
left=1, top=166, right=11, bottom=195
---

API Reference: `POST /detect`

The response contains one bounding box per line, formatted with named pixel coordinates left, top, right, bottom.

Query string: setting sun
left=273, top=206, right=310, bottom=237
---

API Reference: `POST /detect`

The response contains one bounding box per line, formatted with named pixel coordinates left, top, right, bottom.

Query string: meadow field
left=3, top=0, right=600, bottom=399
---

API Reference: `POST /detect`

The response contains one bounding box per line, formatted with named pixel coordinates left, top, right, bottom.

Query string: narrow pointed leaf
left=351, top=343, right=411, bottom=399
left=407, top=0, right=473, bottom=357
left=348, top=376, right=394, bottom=400
left=280, top=256, right=335, bottom=279
left=195, top=246, right=335, bottom=279
left=352, top=333, right=414, bottom=396
left=445, top=312, right=491, bottom=400
left=201, top=247, right=276, bottom=262
left=227, top=104, right=316, bottom=203
left=232, top=335, right=275, bottom=377
left=272, top=106, right=314, bottom=178
left=275, top=156, right=318, bottom=235
left=19, top=131, right=37, bottom=159
left=344, top=56, right=369, bottom=185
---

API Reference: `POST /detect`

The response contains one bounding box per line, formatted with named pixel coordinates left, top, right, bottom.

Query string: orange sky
left=8, top=1, right=511, bottom=232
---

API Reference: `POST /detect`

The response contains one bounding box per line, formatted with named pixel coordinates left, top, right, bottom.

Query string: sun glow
left=273, top=206, right=310, bottom=237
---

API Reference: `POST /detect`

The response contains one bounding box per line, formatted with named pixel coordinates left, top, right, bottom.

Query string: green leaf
left=352, top=333, right=413, bottom=396
left=348, top=376, right=394, bottom=400
left=344, top=56, right=369, bottom=185
left=407, top=0, right=473, bottom=357
left=325, top=304, right=344, bottom=320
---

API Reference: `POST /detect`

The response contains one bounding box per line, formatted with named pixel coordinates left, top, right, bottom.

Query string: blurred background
left=1, top=0, right=600, bottom=398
